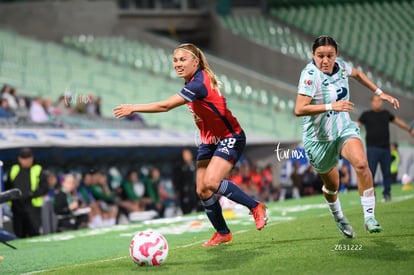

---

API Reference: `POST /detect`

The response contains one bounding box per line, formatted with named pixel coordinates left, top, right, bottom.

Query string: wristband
left=374, top=88, right=383, bottom=95
left=325, top=103, right=332, bottom=111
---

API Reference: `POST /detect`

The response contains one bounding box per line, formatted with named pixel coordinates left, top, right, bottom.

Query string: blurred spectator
left=43, top=97, right=59, bottom=116
left=1, top=84, right=18, bottom=110
left=260, top=164, right=278, bottom=202
left=55, top=95, right=74, bottom=115
left=53, top=174, right=89, bottom=231
left=290, top=161, right=302, bottom=199
left=30, top=96, right=49, bottom=123
left=87, top=170, right=118, bottom=227
left=240, top=163, right=260, bottom=199
left=95, top=96, right=102, bottom=116
left=78, top=171, right=96, bottom=207
left=172, top=149, right=199, bottom=214
left=0, top=98, right=14, bottom=118
left=143, top=167, right=165, bottom=217
left=249, top=164, right=263, bottom=199
left=117, top=169, right=145, bottom=217
left=78, top=170, right=103, bottom=228
left=45, top=170, right=59, bottom=199
left=5, top=148, right=48, bottom=238
left=86, top=93, right=101, bottom=116
left=158, top=174, right=177, bottom=217
left=301, top=165, right=317, bottom=196
left=358, top=94, right=414, bottom=201
left=42, top=170, right=59, bottom=234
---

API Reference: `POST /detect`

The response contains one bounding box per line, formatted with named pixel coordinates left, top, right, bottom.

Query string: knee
left=353, top=160, right=370, bottom=175
left=196, top=174, right=221, bottom=199
left=196, top=185, right=206, bottom=198
left=204, top=174, right=222, bottom=191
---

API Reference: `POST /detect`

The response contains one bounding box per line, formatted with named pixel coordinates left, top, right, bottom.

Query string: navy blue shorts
left=196, top=131, right=246, bottom=164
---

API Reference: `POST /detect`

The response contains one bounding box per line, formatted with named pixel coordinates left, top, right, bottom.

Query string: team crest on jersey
left=304, top=79, right=312, bottom=86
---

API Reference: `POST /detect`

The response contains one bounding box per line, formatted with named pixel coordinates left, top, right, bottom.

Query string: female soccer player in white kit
left=295, top=36, right=399, bottom=237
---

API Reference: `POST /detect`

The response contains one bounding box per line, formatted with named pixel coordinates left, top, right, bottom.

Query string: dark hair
left=312, top=35, right=338, bottom=53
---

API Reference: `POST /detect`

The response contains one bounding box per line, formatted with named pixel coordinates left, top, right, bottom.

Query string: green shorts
left=303, top=122, right=361, bottom=174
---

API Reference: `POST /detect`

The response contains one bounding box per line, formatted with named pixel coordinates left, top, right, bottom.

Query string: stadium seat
left=269, top=1, right=414, bottom=94
left=0, top=29, right=301, bottom=139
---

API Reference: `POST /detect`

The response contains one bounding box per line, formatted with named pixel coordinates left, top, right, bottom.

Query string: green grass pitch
left=1, top=186, right=413, bottom=274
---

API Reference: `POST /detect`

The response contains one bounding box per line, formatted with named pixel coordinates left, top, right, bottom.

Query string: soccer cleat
left=202, top=232, right=232, bottom=247
left=334, top=216, right=355, bottom=238
left=250, top=202, right=268, bottom=230
left=365, top=217, right=382, bottom=233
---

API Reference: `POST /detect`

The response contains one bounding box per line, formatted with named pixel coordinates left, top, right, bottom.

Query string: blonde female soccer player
left=295, top=36, right=399, bottom=237
left=114, top=43, right=267, bottom=246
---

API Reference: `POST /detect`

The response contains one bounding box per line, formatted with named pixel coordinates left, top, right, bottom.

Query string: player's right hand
left=113, top=104, right=134, bottom=118
left=333, top=100, right=354, bottom=112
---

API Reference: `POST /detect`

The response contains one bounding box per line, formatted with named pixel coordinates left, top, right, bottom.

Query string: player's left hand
left=380, top=93, right=399, bottom=109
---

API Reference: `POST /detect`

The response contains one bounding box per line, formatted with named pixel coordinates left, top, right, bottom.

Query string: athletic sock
left=201, top=195, right=230, bottom=234
left=216, top=179, right=258, bottom=209
left=325, top=198, right=345, bottom=220
left=361, top=188, right=376, bottom=220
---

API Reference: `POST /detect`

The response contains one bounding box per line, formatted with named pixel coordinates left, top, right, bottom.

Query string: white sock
left=326, top=198, right=344, bottom=220
left=361, top=196, right=375, bottom=220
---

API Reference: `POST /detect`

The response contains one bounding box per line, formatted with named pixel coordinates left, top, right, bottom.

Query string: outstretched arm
left=349, top=68, right=399, bottom=109
left=392, top=117, right=414, bottom=137
left=113, top=94, right=187, bottom=118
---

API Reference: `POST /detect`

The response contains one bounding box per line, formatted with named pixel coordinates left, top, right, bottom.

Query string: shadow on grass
left=332, top=236, right=414, bottom=262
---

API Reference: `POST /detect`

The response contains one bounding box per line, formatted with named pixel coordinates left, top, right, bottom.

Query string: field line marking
left=21, top=256, right=128, bottom=275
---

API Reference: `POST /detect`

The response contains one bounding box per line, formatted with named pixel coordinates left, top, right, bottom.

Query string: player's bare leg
left=341, top=138, right=382, bottom=233
left=197, top=157, right=267, bottom=246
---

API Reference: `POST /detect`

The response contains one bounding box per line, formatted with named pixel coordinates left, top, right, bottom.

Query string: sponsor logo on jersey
left=341, top=69, right=347, bottom=79
left=218, top=146, right=230, bottom=155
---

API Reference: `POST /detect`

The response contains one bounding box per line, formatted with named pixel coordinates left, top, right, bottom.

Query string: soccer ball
left=129, top=229, right=168, bottom=266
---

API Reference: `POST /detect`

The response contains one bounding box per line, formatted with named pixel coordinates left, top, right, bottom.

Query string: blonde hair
left=175, top=43, right=221, bottom=90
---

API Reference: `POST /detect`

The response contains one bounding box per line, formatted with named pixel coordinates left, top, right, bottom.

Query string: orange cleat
left=250, top=202, right=268, bottom=230
left=202, top=232, right=233, bottom=247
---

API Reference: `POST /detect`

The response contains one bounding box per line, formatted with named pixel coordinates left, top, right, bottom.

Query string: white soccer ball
left=129, top=229, right=169, bottom=266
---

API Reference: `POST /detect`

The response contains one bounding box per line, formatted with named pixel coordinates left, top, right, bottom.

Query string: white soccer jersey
left=297, top=57, right=353, bottom=141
